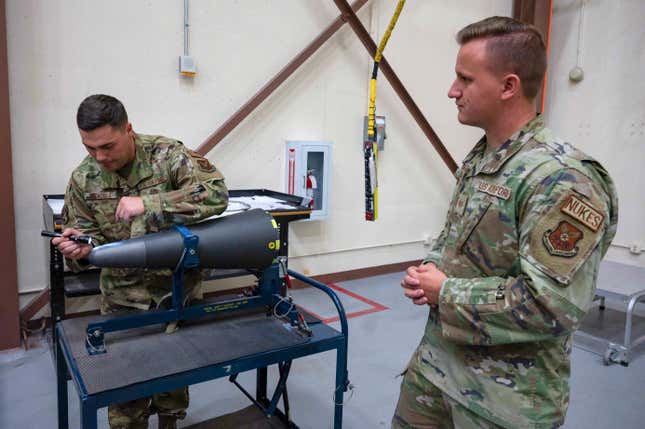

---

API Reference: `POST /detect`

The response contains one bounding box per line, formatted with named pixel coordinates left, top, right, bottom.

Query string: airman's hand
left=400, top=263, right=447, bottom=306
left=52, top=228, right=93, bottom=260
left=115, top=196, right=145, bottom=221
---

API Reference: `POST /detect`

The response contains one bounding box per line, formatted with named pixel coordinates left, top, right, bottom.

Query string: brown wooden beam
left=333, top=0, right=458, bottom=174
left=0, top=0, right=21, bottom=350
left=514, top=0, right=535, bottom=23
left=513, top=0, right=553, bottom=113
left=19, top=288, right=50, bottom=324
left=196, top=0, right=369, bottom=155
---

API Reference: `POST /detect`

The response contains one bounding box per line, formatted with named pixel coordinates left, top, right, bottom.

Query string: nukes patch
left=527, top=189, right=607, bottom=286
left=560, top=194, right=604, bottom=232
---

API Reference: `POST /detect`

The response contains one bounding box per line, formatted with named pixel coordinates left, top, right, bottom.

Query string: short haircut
left=457, top=16, right=546, bottom=99
left=76, top=94, right=128, bottom=131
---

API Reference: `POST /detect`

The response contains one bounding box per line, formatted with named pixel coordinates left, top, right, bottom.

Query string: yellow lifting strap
left=365, top=0, right=406, bottom=221
left=375, top=0, right=406, bottom=63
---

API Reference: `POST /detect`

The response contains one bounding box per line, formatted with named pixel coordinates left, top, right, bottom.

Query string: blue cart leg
left=334, top=345, right=348, bottom=429
left=81, top=397, right=98, bottom=429
left=257, top=366, right=269, bottom=405
left=56, top=339, right=68, bottom=429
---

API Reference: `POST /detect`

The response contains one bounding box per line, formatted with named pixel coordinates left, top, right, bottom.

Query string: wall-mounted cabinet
left=285, top=141, right=332, bottom=220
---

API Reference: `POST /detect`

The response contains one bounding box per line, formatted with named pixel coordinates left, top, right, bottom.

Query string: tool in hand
left=41, top=230, right=94, bottom=246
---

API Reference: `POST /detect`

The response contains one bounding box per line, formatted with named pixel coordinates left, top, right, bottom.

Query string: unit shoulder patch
left=560, top=194, right=604, bottom=232
left=526, top=191, right=607, bottom=285
left=542, top=220, right=583, bottom=257
left=196, top=158, right=216, bottom=172
left=187, top=149, right=216, bottom=172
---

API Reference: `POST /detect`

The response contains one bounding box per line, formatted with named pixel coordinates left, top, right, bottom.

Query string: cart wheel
left=603, top=346, right=618, bottom=366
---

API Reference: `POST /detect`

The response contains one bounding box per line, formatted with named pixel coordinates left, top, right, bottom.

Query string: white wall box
left=285, top=141, right=332, bottom=221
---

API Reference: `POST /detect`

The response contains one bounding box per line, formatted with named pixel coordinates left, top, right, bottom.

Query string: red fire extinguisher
left=305, top=169, right=317, bottom=208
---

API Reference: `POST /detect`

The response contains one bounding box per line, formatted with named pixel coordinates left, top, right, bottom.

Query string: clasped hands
left=400, top=262, right=447, bottom=307
left=52, top=196, right=144, bottom=260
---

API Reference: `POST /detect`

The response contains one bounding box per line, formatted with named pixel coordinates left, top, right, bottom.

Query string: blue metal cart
left=55, top=271, right=349, bottom=429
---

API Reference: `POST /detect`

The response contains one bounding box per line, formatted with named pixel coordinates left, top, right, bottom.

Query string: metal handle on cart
left=286, top=269, right=349, bottom=350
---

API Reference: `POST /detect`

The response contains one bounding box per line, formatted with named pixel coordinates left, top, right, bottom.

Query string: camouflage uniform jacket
left=62, top=133, right=229, bottom=310
left=411, top=116, right=618, bottom=428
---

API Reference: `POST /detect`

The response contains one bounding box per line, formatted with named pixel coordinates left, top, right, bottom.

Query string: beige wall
left=12, top=1, right=642, bottom=307
left=544, top=0, right=645, bottom=267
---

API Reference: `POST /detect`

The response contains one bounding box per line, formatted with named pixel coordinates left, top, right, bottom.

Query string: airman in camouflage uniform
left=63, top=132, right=228, bottom=312
left=54, top=94, right=228, bottom=429
left=394, top=18, right=618, bottom=429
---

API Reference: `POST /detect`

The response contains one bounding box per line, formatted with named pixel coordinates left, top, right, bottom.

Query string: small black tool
left=41, top=230, right=93, bottom=246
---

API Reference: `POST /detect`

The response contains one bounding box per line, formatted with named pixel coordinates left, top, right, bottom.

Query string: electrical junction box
left=179, top=55, right=196, bottom=77
left=285, top=141, right=332, bottom=221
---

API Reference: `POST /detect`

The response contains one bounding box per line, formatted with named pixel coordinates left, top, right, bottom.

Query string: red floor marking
left=296, top=282, right=389, bottom=324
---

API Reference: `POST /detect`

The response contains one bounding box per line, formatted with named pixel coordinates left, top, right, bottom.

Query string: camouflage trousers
left=392, top=365, right=504, bottom=429
left=101, top=297, right=191, bottom=429
left=107, top=390, right=188, bottom=429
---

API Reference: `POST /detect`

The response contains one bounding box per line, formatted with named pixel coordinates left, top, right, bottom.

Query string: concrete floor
left=2, top=271, right=645, bottom=428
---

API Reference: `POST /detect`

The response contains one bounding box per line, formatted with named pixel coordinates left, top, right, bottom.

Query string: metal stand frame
left=577, top=260, right=645, bottom=367
left=599, top=290, right=645, bottom=366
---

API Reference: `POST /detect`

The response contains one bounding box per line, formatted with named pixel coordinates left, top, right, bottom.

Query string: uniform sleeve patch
left=527, top=192, right=606, bottom=286
left=187, top=149, right=216, bottom=172
left=560, top=194, right=604, bottom=232
left=543, top=220, right=583, bottom=257
left=196, top=158, right=215, bottom=172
